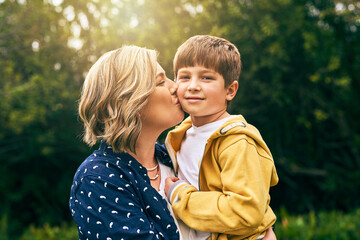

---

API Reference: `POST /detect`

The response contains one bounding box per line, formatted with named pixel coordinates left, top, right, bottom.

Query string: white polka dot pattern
left=69, top=141, right=179, bottom=240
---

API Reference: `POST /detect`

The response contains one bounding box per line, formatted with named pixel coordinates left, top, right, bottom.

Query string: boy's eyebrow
left=178, top=68, right=216, bottom=74
left=199, top=69, right=216, bottom=74
left=177, top=68, right=189, bottom=73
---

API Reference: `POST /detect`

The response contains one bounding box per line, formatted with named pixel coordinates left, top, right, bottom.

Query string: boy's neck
left=191, top=110, right=230, bottom=127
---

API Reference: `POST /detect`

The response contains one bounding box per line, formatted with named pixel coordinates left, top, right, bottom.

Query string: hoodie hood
left=165, top=115, right=278, bottom=186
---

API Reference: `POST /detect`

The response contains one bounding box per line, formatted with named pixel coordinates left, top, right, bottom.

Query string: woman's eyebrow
left=156, top=72, right=166, bottom=78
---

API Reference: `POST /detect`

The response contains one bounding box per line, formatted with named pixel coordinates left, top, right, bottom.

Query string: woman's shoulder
left=72, top=148, right=147, bottom=190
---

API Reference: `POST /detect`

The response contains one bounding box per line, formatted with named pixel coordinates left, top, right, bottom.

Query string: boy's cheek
left=177, top=98, right=186, bottom=108
left=176, top=90, right=186, bottom=103
left=176, top=85, right=189, bottom=107
left=176, top=85, right=186, bottom=96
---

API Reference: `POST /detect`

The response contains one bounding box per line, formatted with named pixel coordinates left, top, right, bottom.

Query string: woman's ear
left=226, top=81, right=238, bottom=101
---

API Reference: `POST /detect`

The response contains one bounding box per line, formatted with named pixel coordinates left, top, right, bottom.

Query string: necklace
left=146, top=162, right=159, bottom=171
left=146, top=159, right=160, bottom=181
left=149, top=172, right=159, bottom=180
left=148, top=166, right=159, bottom=181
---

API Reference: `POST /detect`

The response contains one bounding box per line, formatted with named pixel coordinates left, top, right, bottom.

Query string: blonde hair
left=78, top=46, right=158, bottom=153
left=174, top=35, right=241, bottom=87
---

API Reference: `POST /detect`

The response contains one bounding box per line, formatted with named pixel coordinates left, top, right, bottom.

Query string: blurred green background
left=0, top=0, right=359, bottom=239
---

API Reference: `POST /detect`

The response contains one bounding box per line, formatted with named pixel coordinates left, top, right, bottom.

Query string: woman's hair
left=78, top=46, right=158, bottom=153
left=174, top=35, right=241, bottom=87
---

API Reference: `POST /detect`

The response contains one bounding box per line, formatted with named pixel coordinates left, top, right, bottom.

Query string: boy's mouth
left=184, top=96, right=205, bottom=102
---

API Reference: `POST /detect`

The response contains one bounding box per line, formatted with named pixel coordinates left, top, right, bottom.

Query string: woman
left=69, top=45, right=276, bottom=240
left=69, top=46, right=184, bottom=240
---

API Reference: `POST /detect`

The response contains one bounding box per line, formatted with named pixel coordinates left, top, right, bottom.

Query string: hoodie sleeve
left=169, top=137, right=277, bottom=236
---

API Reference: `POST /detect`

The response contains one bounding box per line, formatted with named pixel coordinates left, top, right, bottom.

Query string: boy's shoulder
left=168, top=115, right=258, bottom=139
left=210, top=115, right=259, bottom=139
left=218, top=115, right=248, bottom=135
left=209, top=115, right=269, bottom=148
left=210, top=115, right=274, bottom=160
left=166, top=115, right=264, bottom=146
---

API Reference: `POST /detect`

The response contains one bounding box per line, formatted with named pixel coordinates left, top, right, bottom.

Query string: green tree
left=0, top=0, right=359, bottom=238
left=0, top=0, right=203, bottom=237
left=0, top=0, right=90, bottom=237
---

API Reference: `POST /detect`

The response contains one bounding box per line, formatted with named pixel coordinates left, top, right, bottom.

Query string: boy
left=164, top=35, right=279, bottom=240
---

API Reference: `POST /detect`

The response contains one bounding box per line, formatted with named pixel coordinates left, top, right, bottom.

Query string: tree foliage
left=0, top=0, right=359, bottom=237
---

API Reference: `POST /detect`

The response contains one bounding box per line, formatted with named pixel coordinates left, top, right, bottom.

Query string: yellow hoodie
left=165, top=115, right=279, bottom=240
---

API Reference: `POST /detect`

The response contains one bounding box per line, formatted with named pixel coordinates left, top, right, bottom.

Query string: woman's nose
left=167, top=78, right=175, bottom=87
left=167, top=79, right=177, bottom=93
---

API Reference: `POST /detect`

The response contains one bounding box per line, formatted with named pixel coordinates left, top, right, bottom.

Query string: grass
left=1, top=208, right=359, bottom=239
left=275, top=208, right=360, bottom=239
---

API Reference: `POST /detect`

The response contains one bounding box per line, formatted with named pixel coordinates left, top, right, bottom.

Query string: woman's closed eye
left=156, top=80, right=166, bottom=86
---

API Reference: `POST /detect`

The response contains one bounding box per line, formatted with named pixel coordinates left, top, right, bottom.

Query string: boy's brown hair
left=174, top=35, right=241, bottom=87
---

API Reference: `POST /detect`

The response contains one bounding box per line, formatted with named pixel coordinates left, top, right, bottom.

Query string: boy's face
left=176, top=65, right=238, bottom=126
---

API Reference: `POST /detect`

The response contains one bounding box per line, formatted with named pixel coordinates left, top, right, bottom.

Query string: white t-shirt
left=158, top=162, right=184, bottom=240
left=176, top=116, right=235, bottom=240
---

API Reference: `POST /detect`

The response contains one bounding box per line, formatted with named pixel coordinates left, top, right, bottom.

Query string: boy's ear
left=226, top=81, right=238, bottom=101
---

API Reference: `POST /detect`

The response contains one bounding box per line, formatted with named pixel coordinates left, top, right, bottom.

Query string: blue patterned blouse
left=69, top=141, right=180, bottom=240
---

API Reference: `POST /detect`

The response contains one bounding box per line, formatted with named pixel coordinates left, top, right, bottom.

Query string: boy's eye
left=178, top=75, right=190, bottom=81
left=202, top=76, right=214, bottom=80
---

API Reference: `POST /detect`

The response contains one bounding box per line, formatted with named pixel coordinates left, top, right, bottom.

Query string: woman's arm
left=71, top=175, right=176, bottom=240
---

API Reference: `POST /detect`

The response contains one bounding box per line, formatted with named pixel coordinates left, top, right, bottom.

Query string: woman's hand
left=164, top=177, right=179, bottom=196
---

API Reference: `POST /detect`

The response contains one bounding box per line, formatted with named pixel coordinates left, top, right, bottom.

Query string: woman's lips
left=171, top=95, right=180, bottom=105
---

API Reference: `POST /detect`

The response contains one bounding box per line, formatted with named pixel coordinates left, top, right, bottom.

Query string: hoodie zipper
left=198, top=142, right=217, bottom=240
left=197, top=143, right=207, bottom=191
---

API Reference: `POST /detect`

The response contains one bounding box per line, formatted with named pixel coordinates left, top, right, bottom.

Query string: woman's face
left=140, top=63, right=184, bottom=132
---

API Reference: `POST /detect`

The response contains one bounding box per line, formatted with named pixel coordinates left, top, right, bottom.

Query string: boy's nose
left=187, top=79, right=200, bottom=91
